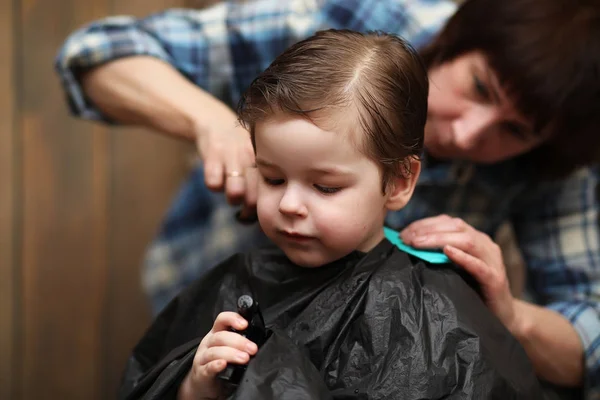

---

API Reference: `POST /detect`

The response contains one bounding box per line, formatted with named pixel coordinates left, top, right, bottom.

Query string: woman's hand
left=400, top=215, right=521, bottom=334
left=81, top=57, right=259, bottom=218
left=195, top=122, right=258, bottom=220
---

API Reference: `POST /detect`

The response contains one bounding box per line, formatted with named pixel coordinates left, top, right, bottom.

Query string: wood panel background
left=1, top=0, right=217, bottom=399
left=1, top=0, right=17, bottom=398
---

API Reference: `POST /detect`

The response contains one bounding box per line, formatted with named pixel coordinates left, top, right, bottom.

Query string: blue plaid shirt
left=55, top=0, right=600, bottom=394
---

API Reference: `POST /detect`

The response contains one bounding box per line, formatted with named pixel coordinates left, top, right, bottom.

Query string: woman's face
left=425, top=51, right=546, bottom=163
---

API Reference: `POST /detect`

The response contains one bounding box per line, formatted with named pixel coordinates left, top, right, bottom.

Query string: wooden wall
left=0, top=1, right=216, bottom=398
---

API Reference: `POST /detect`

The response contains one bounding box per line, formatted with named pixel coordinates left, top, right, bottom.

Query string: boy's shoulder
left=375, top=230, right=483, bottom=308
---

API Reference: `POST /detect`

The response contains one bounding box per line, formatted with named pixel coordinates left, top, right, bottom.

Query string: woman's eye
left=264, top=177, right=285, bottom=186
left=473, top=74, right=490, bottom=101
left=501, top=121, right=529, bottom=141
left=314, top=184, right=342, bottom=194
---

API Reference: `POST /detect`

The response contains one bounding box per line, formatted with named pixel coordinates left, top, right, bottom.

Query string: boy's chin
left=282, top=247, right=341, bottom=268
left=285, top=251, right=326, bottom=268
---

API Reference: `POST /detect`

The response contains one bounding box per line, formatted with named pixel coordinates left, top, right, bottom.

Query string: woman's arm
left=81, top=56, right=256, bottom=201
left=54, top=5, right=298, bottom=202
left=81, top=55, right=239, bottom=143
left=509, top=167, right=600, bottom=391
left=511, top=299, right=584, bottom=386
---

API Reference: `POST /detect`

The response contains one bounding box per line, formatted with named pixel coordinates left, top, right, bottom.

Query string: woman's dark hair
left=421, top=0, right=600, bottom=178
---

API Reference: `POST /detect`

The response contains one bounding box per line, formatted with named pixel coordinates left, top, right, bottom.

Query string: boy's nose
left=278, top=186, right=308, bottom=217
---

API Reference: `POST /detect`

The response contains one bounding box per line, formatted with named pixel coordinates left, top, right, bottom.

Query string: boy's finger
left=198, top=346, right=250, bottom=366
left=204, top=359, right=227, bottom=376
left=213, top=312, right=247, bottom=332
left=191, top=359, right=226, bottom=384
left=206, top=331, right=258, bottom=354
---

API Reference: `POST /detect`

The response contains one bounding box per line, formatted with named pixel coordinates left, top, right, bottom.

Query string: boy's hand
left=178, top=312, right=259, bottom=400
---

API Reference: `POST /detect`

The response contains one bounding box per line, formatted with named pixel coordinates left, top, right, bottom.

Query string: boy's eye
left=264, top=177, right=285, bottom=186
left=314, top=184, right=341, bottom=194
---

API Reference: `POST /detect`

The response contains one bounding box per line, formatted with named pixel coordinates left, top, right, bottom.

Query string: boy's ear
left=385, top=158, right=421, bottom=211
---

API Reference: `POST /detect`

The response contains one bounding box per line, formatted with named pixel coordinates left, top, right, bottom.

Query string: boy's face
left=254, top=112, right=391, bottom=268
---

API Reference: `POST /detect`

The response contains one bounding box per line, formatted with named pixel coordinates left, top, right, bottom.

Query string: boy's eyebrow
left=255, top=158, right=279, bottom=169
left=308, top=166, right=354, bottom=176
left=255, top=158, right=353, bottom=175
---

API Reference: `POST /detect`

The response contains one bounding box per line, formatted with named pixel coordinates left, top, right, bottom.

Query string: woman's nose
left=451, top=105, right=500, bottom=151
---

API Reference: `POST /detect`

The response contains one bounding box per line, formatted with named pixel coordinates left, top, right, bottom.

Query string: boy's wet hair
left=238, top=29, right=428, bottom=192
left=421, top=0, right=600, bottom=178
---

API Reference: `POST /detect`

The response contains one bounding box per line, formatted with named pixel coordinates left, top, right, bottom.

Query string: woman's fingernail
left=413, top=235, right=427, bottom=244
left=236, top=353, right=248, bottom=362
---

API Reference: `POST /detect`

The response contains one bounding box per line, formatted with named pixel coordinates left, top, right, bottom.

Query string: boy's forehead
left=256, top=156, right=356, bottom=177
left=254, top=111, right=373, bottom=169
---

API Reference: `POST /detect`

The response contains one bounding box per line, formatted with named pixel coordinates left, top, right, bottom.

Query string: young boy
left=119, top=30, right=543, bottom=400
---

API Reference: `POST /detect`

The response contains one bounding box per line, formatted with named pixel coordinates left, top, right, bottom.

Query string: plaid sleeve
left=320, top=0, right=455, bottom=48
left=512, top=166, right=600, bottom=396
left=54, top=0, right=456, bottom=122
left=54, top=12, right=180, bottom=121
left=53, top=2, right=321, bottom=121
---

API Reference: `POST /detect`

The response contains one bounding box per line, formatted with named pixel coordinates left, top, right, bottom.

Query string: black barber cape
left=119, top=239, right=544, bottom=399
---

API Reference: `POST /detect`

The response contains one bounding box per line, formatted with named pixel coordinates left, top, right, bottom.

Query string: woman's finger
left=400, top=215, right=457, bottom=240
left=445, top=244, right=516, bottom=328
left=444, top=245, right=492, bottom=284
left=202, top=154, right=225, bottom=191
left=406, top=230, right=485, bottom=258
left=402, top=226, right=462, bottom=246
left=224, top=163, right=246, bottom=205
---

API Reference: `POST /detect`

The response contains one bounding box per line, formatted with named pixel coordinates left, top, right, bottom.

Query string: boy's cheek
left=256, top=196, right=276, bottom=228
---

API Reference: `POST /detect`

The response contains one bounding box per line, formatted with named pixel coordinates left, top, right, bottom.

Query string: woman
left=54, top=0, right=600, bottom=396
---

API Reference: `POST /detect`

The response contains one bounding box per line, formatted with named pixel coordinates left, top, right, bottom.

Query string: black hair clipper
left=217, top=295, right=269, bottom=389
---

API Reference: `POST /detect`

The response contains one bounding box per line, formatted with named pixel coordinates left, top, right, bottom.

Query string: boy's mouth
left=279, top=230, right=315, bottom=242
